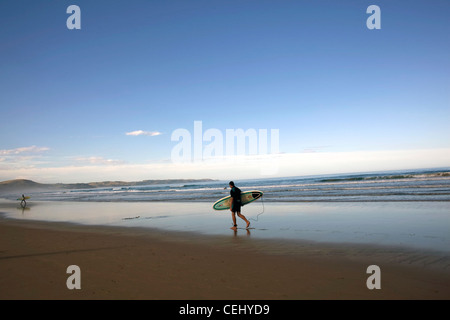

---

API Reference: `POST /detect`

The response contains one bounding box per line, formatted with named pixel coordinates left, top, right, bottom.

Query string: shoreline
left=2, top=200, right=449, bottom=254
left=0, top=216, right=449, bottom=299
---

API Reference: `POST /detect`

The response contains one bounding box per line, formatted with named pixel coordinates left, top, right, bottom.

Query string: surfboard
left=17, top=196, right=30, bottom=200
left=213, top=190, right=263, bottom=210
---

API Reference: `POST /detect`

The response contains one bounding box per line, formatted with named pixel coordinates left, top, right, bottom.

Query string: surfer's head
left=229, top=181, right=235, bottom=187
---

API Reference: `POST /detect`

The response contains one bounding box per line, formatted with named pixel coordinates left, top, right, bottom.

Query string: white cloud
left=74, top=156, right=127, bottom=166
left=0, top=145, right=50, bottom=156
left=125, top=130, right=162, bottom=137
left=0, top=146, right=50, bottom=170
left=1, top=148, right=449, bottom=183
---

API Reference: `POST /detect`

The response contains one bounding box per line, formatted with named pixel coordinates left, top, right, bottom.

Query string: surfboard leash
left=249, top=194, right=265, bottom=222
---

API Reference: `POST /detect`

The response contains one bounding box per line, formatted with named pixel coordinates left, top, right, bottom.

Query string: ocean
left=22, top=167, right=450, bottom=202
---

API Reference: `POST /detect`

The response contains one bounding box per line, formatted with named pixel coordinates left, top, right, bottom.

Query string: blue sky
left=0, top=0, right=449, bottom=182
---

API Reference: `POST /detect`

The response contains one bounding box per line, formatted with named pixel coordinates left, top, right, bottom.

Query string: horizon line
left=1, top=166, right=449, bottom=186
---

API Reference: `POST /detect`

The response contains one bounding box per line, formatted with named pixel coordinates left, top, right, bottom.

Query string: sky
left=0, top=0, right=449, bottom=183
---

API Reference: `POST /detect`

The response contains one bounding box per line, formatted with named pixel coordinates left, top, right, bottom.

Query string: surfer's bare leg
left=237, top=212, right=250, bottom=228
left=231, top=211, right=238, bottom=229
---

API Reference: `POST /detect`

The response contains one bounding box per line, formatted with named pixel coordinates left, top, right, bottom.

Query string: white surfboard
left=212, top=190, right=263, bottom=210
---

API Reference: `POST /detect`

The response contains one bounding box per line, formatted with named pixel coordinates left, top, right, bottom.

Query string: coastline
left=0, top=216, right=448, bottom=300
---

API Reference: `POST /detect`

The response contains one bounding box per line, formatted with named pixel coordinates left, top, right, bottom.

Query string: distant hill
left=0, top=179, right=46, bottom=191
left=0, top=178, right=216, bottom=194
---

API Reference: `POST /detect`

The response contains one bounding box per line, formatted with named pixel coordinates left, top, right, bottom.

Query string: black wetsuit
left=230, top=186, right=242, bottom=213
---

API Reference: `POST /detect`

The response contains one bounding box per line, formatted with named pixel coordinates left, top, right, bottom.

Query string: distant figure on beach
left=20, top=194, right=27, bottom=208
left=229, top=181, right=250, bottom=230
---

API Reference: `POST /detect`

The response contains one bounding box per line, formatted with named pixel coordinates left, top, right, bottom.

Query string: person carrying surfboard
left=20, top=194, right=27, bottom=208
left=229, top=181, right=250, bottom=230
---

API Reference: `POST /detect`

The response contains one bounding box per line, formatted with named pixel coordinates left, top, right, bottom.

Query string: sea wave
left=319, top=171, right=450, bottom=183
left=7, top=168, right=450, bottom=202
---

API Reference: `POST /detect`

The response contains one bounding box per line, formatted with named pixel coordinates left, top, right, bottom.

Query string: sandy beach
left=0, top=216, right=449, bottom=300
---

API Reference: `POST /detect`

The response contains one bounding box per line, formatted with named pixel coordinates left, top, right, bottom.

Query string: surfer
left=229, top=181, right=250, bottom=230
left=20, top=194, right=27, bottom=208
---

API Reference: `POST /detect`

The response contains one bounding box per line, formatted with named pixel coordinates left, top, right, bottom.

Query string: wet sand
left=0, top=217, right=449, bottom=300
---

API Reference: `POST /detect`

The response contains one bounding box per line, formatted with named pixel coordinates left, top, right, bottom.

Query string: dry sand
left=0, top=217, right=449, bottom=300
